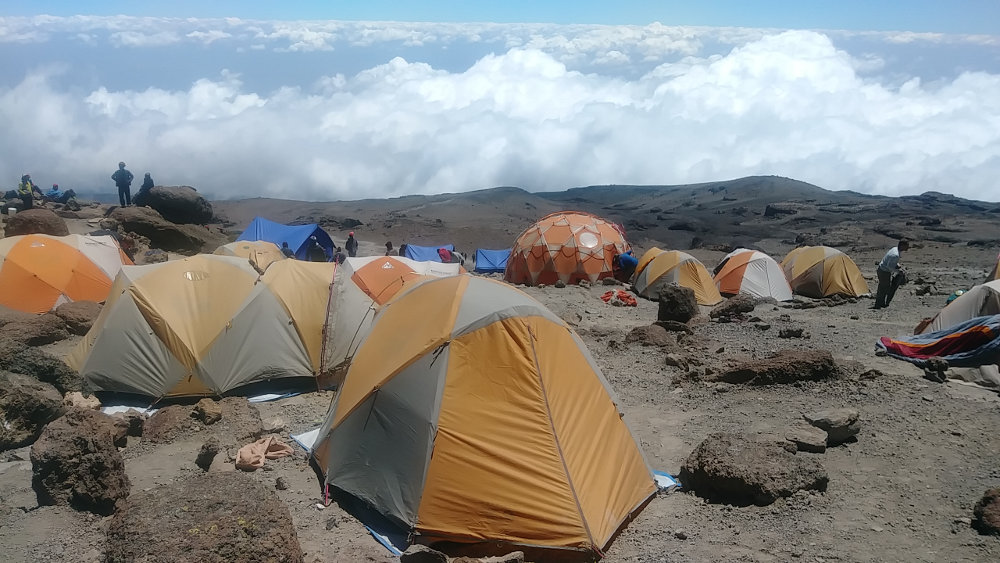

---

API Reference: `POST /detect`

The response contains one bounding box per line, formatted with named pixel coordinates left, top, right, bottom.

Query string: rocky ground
left=1, top=183, right=999, bottom=562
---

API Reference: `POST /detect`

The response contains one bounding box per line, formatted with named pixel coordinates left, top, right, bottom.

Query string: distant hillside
left=211, top=176, right=1000, bottom=254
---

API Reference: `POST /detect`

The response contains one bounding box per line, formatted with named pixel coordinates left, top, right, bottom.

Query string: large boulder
left=30, top=409, right=131, bottom=515
left=717, top=349, right=839, bottom=385
left=0, top=344, right=84, bottom=394
left=974, top=488, right=1000, bottom=536
left=656, top=285, right=699, bottom=323
left=0, top=313, right=70, bottom=345
left=105, top=472, right=304, bottom=562
left=109, top=206, right=224, bottom=254
left=625, top=324, right=676, bottom=348
left=679, top=432, right=829, bottom=506
left=0, top=371, right=65, bottom=451
left=133, top=185, right=214, bottom=225
left=4, top=208, right=70, bottom=236
left=52, top=300, right=102, bottom=335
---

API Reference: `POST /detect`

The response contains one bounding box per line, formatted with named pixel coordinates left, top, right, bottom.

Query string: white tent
left=713, top=248, right=793, bottom=301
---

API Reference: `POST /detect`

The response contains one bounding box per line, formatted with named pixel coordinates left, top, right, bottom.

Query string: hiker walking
left=112, top=161, right=134, bottom=207
left=345, top=231, right=358, bottom=257
left=873, top=239, right=910, bottom=309
left=17, top=174, right=35, bottom=210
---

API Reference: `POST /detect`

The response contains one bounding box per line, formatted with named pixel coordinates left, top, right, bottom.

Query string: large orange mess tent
left=312, top=275, right=655, bottom=559
left=213, top=240, right=286, bottom=271
left=504, top=211, right=630, bottom=286
left=320, top=255, right=463, bottom=382
left=780, top=246, right=869, bottom=298
left=67, top=255, right=337, bottom=398
left=0, top=233, right=133, bottom=314
left=633, top=248, right=723, bottom=305
left=714, top=248, right=793, bottom=301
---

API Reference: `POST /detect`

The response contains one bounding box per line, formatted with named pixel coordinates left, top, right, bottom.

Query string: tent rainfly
left=214, top=240, right=286, bottom=272
left=312, top=275, right=655, bottom=559
left=714, top=248, right=793, bottom=301
left=236, top=216, right=334, bottom=261
left=780, top=246, right=869, bottom=298
left=0, top=233, right=133, bottom=314
left=67, top=255, right=337, bottom=398
left=633, top=248, right=723, bottom=305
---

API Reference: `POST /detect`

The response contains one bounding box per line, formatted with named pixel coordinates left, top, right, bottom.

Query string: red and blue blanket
left=877, top=314, right=1000, bottom=368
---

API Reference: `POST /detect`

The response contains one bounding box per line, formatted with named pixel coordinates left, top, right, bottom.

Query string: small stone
left=922, top=395, right=934, bottom=402
left=674, top=529, right=688, bottom=540
left=275, top=477, right=289, bottom=490
left=195, top=437, right=221, bottom=471
left=325, top=517, right=338, bottom=530
left=785, top=422, right=828, bottom=454
left=62, top=391, right=101, bottom=410
left=192, top=398, right=222, bottom=425
left=314, top=502, right=326, bottom=510
left=554, top=280, right=567, bottom=288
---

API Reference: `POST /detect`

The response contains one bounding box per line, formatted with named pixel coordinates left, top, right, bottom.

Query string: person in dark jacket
left=333, top=247, right=347, bottom=264
left=345, top=231, right=359, bottom=257
left=307, top=236, right=328, bottom=262
left=280, top=241, right=295, bottom=258
left=112, top=161, right=134, bottom=207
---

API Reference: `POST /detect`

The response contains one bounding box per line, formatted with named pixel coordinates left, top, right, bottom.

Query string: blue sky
left=1, top=8, right=999, bottom=201
left=4, top=1, right=1000, bottom=33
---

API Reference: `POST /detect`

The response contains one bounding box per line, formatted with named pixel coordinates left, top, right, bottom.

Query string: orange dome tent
left=0, top=234, right=133, bottom=314
left=504, top=211, right=630, bottom=286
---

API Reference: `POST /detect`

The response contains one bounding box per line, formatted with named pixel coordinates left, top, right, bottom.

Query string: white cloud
left=1, top=20, right=999, bottom=201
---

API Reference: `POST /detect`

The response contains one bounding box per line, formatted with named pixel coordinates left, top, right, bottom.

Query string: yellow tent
left=213, top=240, right=286, bottom=272
left=312, top=275, right=655, bottom=559
left=780, top=246, right=869, bottom=298
left=67, top=256, right=336, bottom=398
left=632, top=248, right=723, bottom=305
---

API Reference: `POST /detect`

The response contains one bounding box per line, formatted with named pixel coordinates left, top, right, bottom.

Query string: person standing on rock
left=345, top=231, right=358, bottom=257
left=872, top=239, right=910, bottom=309
left=112, top=162, right=134, bottom=207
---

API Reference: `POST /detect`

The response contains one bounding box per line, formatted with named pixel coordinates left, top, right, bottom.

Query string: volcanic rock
left=0, top=371, right=65, bottom=451
left=4, top=208, right=70, bottom=237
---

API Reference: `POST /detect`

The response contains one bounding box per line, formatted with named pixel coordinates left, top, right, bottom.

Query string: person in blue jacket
left=613, top=250, right=638, bottom=282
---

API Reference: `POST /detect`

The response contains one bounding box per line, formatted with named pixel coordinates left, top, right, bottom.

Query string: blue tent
left=475, top=249, right=510, bottom=273
left=236, top=217, right=334, bottom=261
left=404, top=244, right=454, bottom=262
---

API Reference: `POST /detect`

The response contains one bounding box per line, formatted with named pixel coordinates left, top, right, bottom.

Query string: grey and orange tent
left=0, top=233, right=132, bottom=313
left=504, top=211, right=630, bottom=286
left=632, top=248, right=722, bottom=305
left=780, top=246, right=869, bottom=298
left=320, top=255, right=463, bottom=384
left=714, top=248, right=793, bottom=301
left=312, top=275, right=655, bottom=559
left=67, top=255, right=337, bottom=398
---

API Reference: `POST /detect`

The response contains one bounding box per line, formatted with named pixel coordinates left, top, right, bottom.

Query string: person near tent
left=613, top=250, right=638, bottom=282
left=345, top=232, right=359, bottom=257
left=17, top=174, right=35, bottom=210
left=438, top=247, right=454, bottom=263
left=398, top=243, right=407, bottom=258
left=307, top=236, right=328, bottom=262
left=333, top=246, right=347, bottom=264
left=280, top=241, right=295, bottom=258
left=384, top=241, right=395, bottom=256
left=112, top=161, right=134, bottom=207
left=873, top=239, right=910, bottom=309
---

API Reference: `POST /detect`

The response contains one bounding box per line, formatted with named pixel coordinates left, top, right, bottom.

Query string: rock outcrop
left=4, top=208, right=70, bottom=236
left=133, top=185, right=214, bottom=224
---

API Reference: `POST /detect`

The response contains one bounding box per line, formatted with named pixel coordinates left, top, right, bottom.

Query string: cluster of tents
left=6, top=211, right=1000, bottom=558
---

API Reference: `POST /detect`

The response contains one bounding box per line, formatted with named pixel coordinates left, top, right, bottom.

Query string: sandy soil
left=1, top=193, right=999, bottom=562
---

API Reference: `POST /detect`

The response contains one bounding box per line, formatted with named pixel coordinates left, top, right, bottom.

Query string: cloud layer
left=1, top=17, right=999, bottom=201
